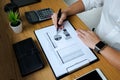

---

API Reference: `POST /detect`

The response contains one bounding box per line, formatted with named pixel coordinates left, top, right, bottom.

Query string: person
left=51, top=0, right=120, bottom=70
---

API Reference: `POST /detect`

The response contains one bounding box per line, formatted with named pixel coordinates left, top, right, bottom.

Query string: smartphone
left=75, top=68, right=107, bottom=80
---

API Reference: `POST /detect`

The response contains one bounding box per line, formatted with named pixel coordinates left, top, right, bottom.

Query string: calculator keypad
left=25, top=8, right=53, bottom=23
left=37, top=8, right=53, bottom=21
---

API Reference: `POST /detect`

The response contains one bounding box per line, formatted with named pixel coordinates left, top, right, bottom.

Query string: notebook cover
left=13, top=38, right=44, bottom=76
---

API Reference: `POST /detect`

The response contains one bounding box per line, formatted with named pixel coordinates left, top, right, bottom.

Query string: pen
left=57, top=8, right=62, bottom=32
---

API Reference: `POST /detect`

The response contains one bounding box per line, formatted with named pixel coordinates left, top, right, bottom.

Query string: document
left=35, top=21, right=98, bottom=79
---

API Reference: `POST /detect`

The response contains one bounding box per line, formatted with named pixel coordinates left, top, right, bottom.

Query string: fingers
left=51, top=13, right=58, bottom=27
left=58, top=13, right=67, bottom=25
left=76, top=29, right=101, bottom=49
left=51, top=12, right=67, bottom=28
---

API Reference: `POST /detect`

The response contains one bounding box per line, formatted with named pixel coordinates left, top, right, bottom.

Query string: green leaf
left=8, top=10, right=20, bottom=26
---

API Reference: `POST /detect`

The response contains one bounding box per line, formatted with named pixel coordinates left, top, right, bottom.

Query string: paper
left=44, top=21, right=87, bottom=63
left=35, top=20, right=98, bottom=79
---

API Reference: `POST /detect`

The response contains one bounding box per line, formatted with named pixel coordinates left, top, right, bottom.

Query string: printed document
left=35, top=21, right=98, bottom=79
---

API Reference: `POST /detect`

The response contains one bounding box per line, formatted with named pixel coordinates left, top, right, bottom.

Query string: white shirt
left=82, top=0, right=120, bottom=51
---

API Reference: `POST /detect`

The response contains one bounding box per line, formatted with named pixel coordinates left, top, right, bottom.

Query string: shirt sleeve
left=82, top=0, right=104, bottom=11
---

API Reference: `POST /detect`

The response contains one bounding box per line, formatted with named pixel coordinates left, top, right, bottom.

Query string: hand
left=51, top=11, right=67, bottom=29
left=76, top=29, right=101, bottom=49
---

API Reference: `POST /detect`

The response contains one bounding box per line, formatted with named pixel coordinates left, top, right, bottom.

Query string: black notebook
left=13, top=38, right=44, bottom=76
left=11, top=0, right=41, bottom=7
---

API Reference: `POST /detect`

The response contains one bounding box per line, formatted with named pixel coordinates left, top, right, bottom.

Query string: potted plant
left=8, top=10, right=22, bottom=33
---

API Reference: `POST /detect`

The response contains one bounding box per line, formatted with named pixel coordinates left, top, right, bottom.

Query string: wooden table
left=0, top=0, right=120, bottom=80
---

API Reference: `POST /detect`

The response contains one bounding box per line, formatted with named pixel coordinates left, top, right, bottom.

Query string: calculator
left=25, top=8, right=53, bottom=23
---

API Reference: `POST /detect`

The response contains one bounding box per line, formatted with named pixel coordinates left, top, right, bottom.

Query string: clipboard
left=34, top=20, right=98, bottom=79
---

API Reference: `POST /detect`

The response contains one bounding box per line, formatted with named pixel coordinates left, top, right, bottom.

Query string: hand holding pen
left=51, top=8, right=67, bottom=31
